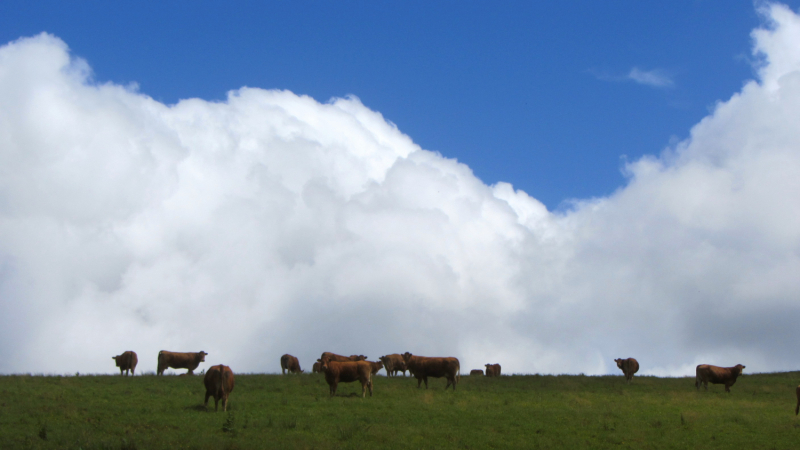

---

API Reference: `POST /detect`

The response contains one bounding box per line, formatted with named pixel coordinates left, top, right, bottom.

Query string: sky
left=1, top=2, right=800, bottom=376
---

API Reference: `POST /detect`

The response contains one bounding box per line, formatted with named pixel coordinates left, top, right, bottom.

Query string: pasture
left=1, top=371, right=799, bottom=449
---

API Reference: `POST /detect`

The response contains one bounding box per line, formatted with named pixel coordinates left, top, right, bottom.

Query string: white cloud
left=2, top=3, right=800, bottom=377
left=627, top=67, right=674, bottom=88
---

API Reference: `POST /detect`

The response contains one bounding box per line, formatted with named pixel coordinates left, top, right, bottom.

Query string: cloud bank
left=2, top=4, right=800, bottom=376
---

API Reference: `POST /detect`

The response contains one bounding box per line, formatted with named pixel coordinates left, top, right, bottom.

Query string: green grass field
left=2, top=371, right=799, bottom=449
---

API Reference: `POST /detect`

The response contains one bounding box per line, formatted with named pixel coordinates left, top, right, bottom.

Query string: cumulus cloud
left=2, top=3, right=800, bottom=377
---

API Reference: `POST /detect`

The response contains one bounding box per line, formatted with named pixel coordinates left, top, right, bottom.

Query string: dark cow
left=280, top=354, right=303, bottom=374
left=614, top=358, right=640, bottom=384
left=402, top=352, right=460, bottom=390
left=379, top=354, right=407, bottom=377
left=795, top=385, right=800, bottom=415
left=695, top=364, right=745, bottom=393
left=312, top=359, right=322, bottom=373
left=485, top=364, right=501, bottom=377
left=319, top=356, right=373, bottom=398
left=470, top=369, right=484, bottom=376
left=112, top=351, right=138, bottom=376
left=366, top=360, right=384, bottom=376
left=204, top=364, right=235, bottom=412
left=157, top=350, right=207, bottom=375
left=321, top=352, right=367, bottom=363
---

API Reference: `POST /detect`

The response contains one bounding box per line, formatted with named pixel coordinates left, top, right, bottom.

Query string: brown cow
left=319, top=356, right=373, bottom=398
left=312, top=359, right=322, bottom=373
left=112, top=351, right=138, bottom=376
left=204, top=364, right=235, bottom=412
left=320, top=352, right=367, bottom=363
left=614, top=358, right=639, bottom=384
left=795, top=385, right=800, bottom=415
left=280, top=354, right=303, bottom=374
left=485, top=364, right=501, bottom=377
left=366, top=360, right=384, bottom=375
left=695, top=364, right=745, bottom=393
left=157, top=350, right=207, bottom=375
left=402, top=352, right=460, bottom=390
left=470, top=369, right=484, bottom=376
left=379, top=354, right=407, bottom=377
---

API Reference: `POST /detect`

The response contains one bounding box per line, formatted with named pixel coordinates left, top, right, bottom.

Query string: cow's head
left=734, top=364, right=745, bottom=375
left=199, top=351, right=208, bottom=362
left=402, top=352, right=413, bottom=363
left=112, top=355, right=120, bottom=366
left=614, top=358, right=623, bottom=369
left=320, top=356, right=332, bottom=372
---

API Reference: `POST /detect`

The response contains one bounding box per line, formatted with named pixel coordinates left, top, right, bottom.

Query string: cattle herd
left=111, top=350, right=800, bottom=414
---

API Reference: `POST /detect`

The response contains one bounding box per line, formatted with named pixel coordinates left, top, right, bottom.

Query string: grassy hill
left=1, top=371, right=799, bottom=449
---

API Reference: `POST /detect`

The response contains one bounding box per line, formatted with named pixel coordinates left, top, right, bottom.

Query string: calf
left=204, top=364, right=235, bottom=412
left=112, top=351, right=138, bottom=376
left=470, top=369, right=484, bottom=376
left=320, top=357, right=373, bottom=398
left=402, top=352, right=460, bottom=390
left=366, top=360, right=384, bottom=376
left=280, top=354, right=303, bottom=374
left=614, top=358, right=639, bottom=384
left=312, top=359, right=322, bottom=373
left=695, top=364, right=745, bottom=393
left=485, top=364, right=501, bottom=377
left=379, top=354, right=407, bottom=377
left=157, top=350, right=207, bottom=375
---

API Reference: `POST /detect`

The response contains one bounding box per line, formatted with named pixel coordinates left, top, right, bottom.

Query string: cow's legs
left=204, top=392, right=211, bottom=409
left=187, top=369, right=194, bottom=375
left=368, top=378, right=373, bottom=397
left=416, top=377, right=422, bottom=388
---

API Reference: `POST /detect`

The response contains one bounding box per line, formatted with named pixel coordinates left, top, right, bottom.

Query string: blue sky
left=3, top=2, right=800, bottom=375
left=4, top=1, right=796, bottom=210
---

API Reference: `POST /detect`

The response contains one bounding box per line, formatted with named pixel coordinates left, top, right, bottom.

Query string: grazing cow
left=312, top=359, right=322, bottom=373
left=366, top=360, right=384, bottom=376
left=112, top=351, right=138, bottom=376
left=379, top=354, right=407, bottom=377
left=470, top=369, right=484, bottom=376
left=695, top=364, right=746, bottom=393
left=402, top=352, right=460, bottom=390
left=795, top=385, right=800, bottom=415
left=280, top=354, right=303, bottom=374
left=319, top=356, right=373, bottom=398
left=157, top=350, right=208, bottom=375
left=614, top=358, right=640, bottom=384
left=320, top=352, right=367, bottom=363
left=204, top=364, right=235, bottom=412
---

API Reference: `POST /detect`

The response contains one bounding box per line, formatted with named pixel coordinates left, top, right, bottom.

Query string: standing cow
left=485, top=364, right=501, bottom=377
left=379, top=354, right=407, bottom=377
left=470, top=369, right=484, bottom=376
left=795, top=385, right=800, bottom=415
left=280, top=354, right=303, bottom=374
left=321, top=352, right=367, bottom=362
left=695, top=364, right=745, bottom=393
left=157, top=350, right=208, bottom=375
left=112, top=351, right=138, bottom=376
left=366, top=360, right=384, bottom=376
left=402, top=352, right=460, bottom=390
left=312, top=359, right=322, bottom=373
left=204, top=364, right=235, bottom=412
left=614, top=358, right=639, bottom=384
left=319, top=356, right=373, bottom=398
